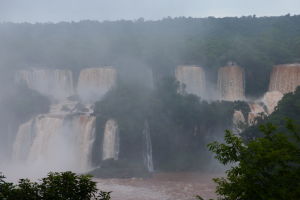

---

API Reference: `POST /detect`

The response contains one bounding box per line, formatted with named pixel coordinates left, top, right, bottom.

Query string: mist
left=0, top=1, right=299, bottom=199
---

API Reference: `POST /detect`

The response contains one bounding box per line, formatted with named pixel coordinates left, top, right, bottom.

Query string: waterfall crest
left=217, top=63, right=245, bottom=101
left=175, top=65, right=206, bottom=98
left=269, top=64, right=300, bottom=94
left=102, top=119, right=119, bottom=161
left=15, top=69, right=74, bottom=100
left=77, top=67, right=117, bottom=102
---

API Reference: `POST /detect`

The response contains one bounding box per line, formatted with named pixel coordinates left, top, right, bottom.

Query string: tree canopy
left=0, top=171, right=111, bottom=200
left=204, top=120, right=300, bottom=200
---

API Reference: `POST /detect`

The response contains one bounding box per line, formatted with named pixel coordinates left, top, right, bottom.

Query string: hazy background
left=0, top=0, right=299, bottom=23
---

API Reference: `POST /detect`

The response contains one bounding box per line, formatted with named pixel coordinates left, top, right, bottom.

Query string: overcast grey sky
left=0, top=0, right=299, bottom=23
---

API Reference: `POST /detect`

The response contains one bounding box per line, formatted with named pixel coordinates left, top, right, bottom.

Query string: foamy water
left=96, top=172, right=219, bottom=200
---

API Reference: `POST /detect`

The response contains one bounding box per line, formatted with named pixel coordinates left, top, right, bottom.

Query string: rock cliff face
left=217, top=64, right=245, bottom=101
left=269, top=64, right=300, bottom=94
left=175, top=66, right=206, bottom=98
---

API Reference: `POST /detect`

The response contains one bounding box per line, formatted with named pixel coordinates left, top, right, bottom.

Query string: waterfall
left=217, top=63, right=245, bottom=101
left=102, top=119, right=119, bottom=161
left=9, top=67, right=121, bottom=179
left=232, top=110, right=246, bottom=133
left=247, top=103, right=266, bottom=125
left=259, top=64, right=300, bottom=115
left=70, top=115, right=96, bottom=170
left=269, top=64, right=300, bottom=94
left=262, top=91, right=284, bottom=114
left=175, top=65, right=206, bottom=98
left=27, top=116, right=65, bottom=165
left=142, top=121, right=154, bottom=172
left=15, top=69, right=74, bottom=100
left=77, top=67, right=117, bottom=102
left=12, top=119, right=35, bottom=161
left=12, top=105, right=97, bottom=174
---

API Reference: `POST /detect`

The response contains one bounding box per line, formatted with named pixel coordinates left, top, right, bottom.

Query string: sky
left=0, top=0, right=299, bottom=23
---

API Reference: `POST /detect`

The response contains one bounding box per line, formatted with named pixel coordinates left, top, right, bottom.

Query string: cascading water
left=73, top=115, right=96, bottom=170
left=217, top=63, right=245, bottom=101
left=9, top=67, right=119, bottom=180
left=142, top=121, right=154, bottom=172
left=269, top=64, right=300, bottom=94
left=102, top=119, right=120, bottom=161
left=12, top=111, right=96, bottom=174
left=262, top=91, right=283, bottom=114
left=15, top=68, right=74, bottom=100
left=175, top=65, right=206, bottom=98
left=77, top=67, right=117, bottom=102
left=232, top=110, right=246, bottom=133
left=247, top=103, right=266, bottom=125
left=26, top=116, right=66, bottom=167
left=257, top=64, right=300, bottom=115
left=12, top=119, right=35, bottom=162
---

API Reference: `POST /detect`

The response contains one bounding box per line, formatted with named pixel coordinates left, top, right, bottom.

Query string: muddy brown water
left=96, top=172, right=222, bottom=200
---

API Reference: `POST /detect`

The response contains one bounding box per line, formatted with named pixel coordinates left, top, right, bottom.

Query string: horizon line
left=0, top=13, right=299, bottom=25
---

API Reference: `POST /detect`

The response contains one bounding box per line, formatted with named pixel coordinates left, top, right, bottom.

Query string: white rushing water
left=77, top=67, right=117, bottom=102
left=232, top=110, right=246, bottom=133
left=5, top=67, right=120, bottom=181
left=15, top=68, right=74, bottom=100
left=269, top=64, right=300, bottom=94
left=247, top=102, right=266, bottom=125
left=175, top=65, right=206, bottom=98
left=217, top=63, right=245, bottom=101
left=102, top=119, right=120, bottom=161
left=262, top=91, right=284, bottom=114
left=12, top=119, right=35, bottom=162
left=12, top=112, right=96, bottom=176
left=142, top=121, right=154, bottom=172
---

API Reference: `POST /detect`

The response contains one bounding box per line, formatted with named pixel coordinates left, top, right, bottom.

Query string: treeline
left=1, top=15, right=300, bottom=96
left=0, top=171, right=111, bottom=200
